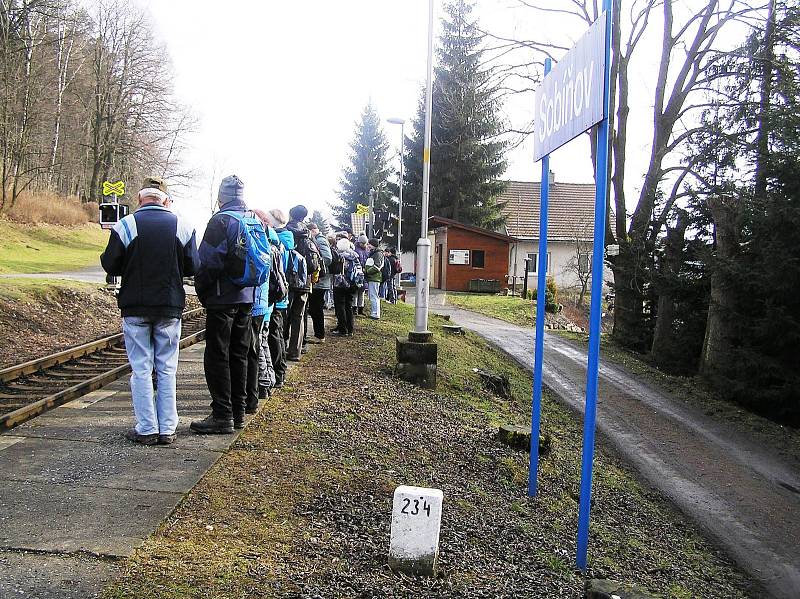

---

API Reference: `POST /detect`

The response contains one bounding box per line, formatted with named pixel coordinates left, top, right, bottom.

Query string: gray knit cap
left=218, top=175, right=244, bottom=206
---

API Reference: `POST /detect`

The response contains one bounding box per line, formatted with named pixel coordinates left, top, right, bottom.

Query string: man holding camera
left=101, top=177, right=199, bottom=445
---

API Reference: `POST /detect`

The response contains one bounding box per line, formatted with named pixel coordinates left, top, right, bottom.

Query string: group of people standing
left=101, top=174, right=401, bottom=445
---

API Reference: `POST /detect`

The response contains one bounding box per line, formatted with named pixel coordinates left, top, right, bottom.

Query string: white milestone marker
left=388, top=485, right=443, bottom=576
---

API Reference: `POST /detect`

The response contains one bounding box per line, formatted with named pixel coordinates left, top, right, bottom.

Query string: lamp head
left=387, top=117, right=406, bottom=125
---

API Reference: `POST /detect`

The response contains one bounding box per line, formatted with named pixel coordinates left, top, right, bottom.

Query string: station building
left=428, top=216, right=516, bottom=293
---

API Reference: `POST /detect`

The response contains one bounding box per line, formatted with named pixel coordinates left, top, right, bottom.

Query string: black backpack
left=268, top=244, right=288, bottom=304
left=296, top=236, right=321, bottom=279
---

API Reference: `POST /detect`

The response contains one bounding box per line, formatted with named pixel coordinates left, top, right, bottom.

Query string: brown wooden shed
left=428, top=216, right=516, bottom=292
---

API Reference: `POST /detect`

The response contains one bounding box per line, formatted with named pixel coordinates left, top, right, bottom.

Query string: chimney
left=548, top=170, right=555, bottom=187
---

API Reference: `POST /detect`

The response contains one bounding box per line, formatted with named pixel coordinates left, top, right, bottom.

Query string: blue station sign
left=533, top=14, right=608, bottom=162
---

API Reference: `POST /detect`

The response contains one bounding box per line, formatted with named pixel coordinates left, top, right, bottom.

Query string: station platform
left=0, top=340, right=292, bottom=598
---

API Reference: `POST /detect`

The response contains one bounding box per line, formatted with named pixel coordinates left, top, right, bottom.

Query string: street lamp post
left=394, top=0, right=437, bottom=392
left=415, top=0, right=435, bottom=336
left=387, top=117, right=405, bottom=292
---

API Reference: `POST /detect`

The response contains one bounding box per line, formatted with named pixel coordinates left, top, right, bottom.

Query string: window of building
left=526, top=252, right=550, bottom=273
left=472, top=249, right=485, bottom=268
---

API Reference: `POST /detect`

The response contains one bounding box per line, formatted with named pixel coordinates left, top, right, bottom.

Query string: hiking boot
left=234, top=414, right=245, bottom=429
left=258, top=385, right=270, bottom=400
left=308, top=336, right=325, bottom=344
left=158, top=433, right=177, bottom=445
left=125, top=429, right=158, bottom=446
left=190, top=415, right=234, bottom=434
left=358, top=307, right=365, bottom=315
left=245, top=403, right=258, bottom=415
left=287, top=354, right=301, bottom=362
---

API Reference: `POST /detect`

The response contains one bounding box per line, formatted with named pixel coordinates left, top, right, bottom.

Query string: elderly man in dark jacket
left=101, top=176, right=199, bottom=445
left=191, top=175, right=256, bottom=434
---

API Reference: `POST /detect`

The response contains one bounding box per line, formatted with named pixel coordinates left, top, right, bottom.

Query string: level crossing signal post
left=527, top=0, right=613, bottom=572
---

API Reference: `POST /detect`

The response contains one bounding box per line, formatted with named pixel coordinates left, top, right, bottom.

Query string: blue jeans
left=367, top=281, right=381, bottom=318
left=122, top=316, right=181, bottom=435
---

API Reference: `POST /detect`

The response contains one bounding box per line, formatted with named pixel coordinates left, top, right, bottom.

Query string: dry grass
left=6, top=191, right=96, bottom=225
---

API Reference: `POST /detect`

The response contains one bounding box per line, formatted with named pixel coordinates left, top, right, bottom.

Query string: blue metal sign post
left=526, top=0, right=613, bottom=571
left=528, top=58, right=552, bottom=497
left=576, top=0, right=613, bottom=571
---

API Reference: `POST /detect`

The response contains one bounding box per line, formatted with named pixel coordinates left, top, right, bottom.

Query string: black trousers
left=307, top=287, right=327, bottom=339
left=287, top=291, right=309, bottom=358
left=246, top=314, right=265, bottom=411
left=333, top=287, right=356, bottom=334
left=204, top=305, right=252, bottom=420
left=269, top=307, right=286, bottom=385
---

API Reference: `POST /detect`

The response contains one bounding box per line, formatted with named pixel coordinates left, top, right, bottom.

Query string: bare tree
left=563, top=218, right=593, bottom=307
left=484, top=0, right=765, bottom=350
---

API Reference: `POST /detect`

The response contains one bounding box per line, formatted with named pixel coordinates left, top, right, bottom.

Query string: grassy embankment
left=444, top=291, right=800, bottom=464
left=104, top=302, right=755, bottom=599
left=446, top=291, right=536, bottom=327
left=0, top=218, right=107, bottom=274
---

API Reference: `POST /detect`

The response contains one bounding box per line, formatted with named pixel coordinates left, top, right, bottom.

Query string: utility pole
left=368, top=188, right=375, bottom=238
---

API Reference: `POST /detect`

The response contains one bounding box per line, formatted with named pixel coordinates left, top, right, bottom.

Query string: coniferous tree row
left=400, top=0, right=508, bottom=253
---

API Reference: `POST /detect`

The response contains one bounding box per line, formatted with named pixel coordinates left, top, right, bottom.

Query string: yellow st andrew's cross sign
left=102, top=180, right=125, bottom=197
left=355, top=203, right=369, bottom=216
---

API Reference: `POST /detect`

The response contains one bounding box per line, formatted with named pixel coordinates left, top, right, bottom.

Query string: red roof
left=428, top=216, right=517, bottom=243
left=499, top=180, right=596, bottom=241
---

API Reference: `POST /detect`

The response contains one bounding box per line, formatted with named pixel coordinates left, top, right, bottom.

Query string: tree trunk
left=651, top=209, right=689, bottom=365
left=611, top=244, right=649, bottom=352
left=700, top=195, right=740, bottom=375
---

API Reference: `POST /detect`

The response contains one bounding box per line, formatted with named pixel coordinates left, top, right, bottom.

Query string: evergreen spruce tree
left=309, top=209, right=331, bottom=235
left=401, top=0, right=508, bottom=252
left=333, top=101, right=395, bottom=232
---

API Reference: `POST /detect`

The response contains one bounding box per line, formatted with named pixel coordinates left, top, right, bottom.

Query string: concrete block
left=0, top=479, right=182, bottom=556
left=0, top=550, right=117, bottom=599
left=394, top=362, right=437, bottom=390
left=396, top=336, right=437, bottom=364
left=389, top=485, right=443, bottom=577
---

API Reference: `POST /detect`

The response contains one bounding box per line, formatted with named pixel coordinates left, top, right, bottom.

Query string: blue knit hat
left=218, top=175, right=244, bottom=206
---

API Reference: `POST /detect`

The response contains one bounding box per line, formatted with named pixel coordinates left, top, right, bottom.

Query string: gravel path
left=423, top=299, right=800, bottom=598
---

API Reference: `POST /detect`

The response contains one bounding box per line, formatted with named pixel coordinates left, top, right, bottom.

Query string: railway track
left=0, top=308, right=206, bottom=432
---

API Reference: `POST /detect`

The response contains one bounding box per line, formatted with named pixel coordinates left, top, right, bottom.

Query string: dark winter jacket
left=100, top=204, right=199, bottom=319
left=195, top=201, right=257, bottom=307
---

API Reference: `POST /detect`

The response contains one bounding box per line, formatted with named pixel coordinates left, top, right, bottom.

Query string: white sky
left=141, top=0, right=727, bottom=232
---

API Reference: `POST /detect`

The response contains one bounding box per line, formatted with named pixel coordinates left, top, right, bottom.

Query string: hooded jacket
left=195, top=201, right=257, bottom=307
left=274, top=227, right=295, bottom=309
left=251, top=226, right=280, bottom=319
left=364, top=247, right=385, bottom=283
left=101, top=204, right=199, bottom=319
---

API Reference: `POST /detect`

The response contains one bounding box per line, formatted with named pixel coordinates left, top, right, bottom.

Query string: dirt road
left=422, top=300, right=800, bottom=598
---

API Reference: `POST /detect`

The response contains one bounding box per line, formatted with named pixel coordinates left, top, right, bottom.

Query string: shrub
left=545, top=277, right=559, bottom=313
left=525, top=288, right=533, bottom=300
left=7, top=192, right=94, bottom=226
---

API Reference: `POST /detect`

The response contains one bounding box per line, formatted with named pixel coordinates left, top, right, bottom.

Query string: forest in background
left=0, top=0, right=193, bottom=215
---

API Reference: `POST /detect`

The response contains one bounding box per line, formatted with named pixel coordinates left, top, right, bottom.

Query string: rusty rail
left=0, top=309, right=206, bottom=432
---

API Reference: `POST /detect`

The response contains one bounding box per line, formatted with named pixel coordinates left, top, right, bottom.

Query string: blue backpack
left=221, top=210, right=271, bottom=288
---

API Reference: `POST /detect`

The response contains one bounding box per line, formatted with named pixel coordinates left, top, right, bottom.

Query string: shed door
left=436, top=243, right=444, bottom=289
